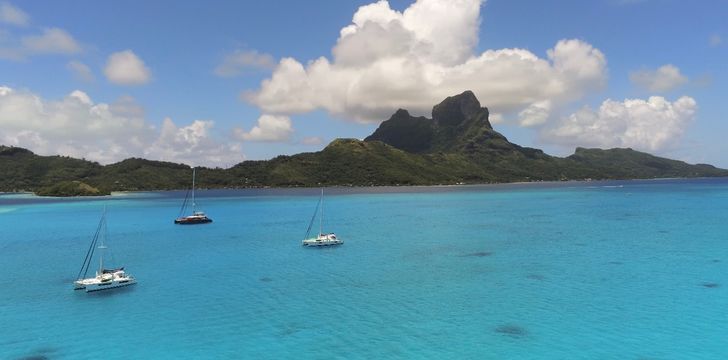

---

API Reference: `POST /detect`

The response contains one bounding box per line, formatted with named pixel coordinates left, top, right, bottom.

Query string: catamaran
left=174, top=167, right=212, bottom=224
left=302, top=188, right=343, bottom=247
left=74, top=208, right=136, bottom=292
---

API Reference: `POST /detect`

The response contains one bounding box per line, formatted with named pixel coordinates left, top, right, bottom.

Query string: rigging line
left=77, top=212, right=104, bottom=280
left=83, top=214, right=106, bottom=278
left=178, top=188, right=191, bottom=218
left=77, top=213, right=103, bottom=279
left=304, top=194, right=322, bottom=240
left=88, top=209, right=107, bottom=277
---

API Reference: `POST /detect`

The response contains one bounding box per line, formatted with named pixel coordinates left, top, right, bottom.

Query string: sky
left=0, top=0, right=726, bottom=167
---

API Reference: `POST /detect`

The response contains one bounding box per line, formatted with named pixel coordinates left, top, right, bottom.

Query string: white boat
left=302, top=189, right=343, bottom=247
left=175, top=167, right=212, bottom=224
left=303, top=232, right=342, bottom=247
left=74, top=208, right=136, bottom=292
left=74, top=267, right=136, bottom=292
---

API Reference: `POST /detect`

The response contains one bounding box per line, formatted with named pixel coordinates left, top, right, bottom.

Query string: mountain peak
left=393, top=108, right=411, bottom=117
left=432, top=90, right=485, bottom=128
left=365, top=91, right=500, bottom=153
left=363, top=108, right=434, bottom=153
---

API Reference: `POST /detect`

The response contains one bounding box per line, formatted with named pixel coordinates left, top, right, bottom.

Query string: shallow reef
left=459, top=251, right=492, bottom=257
left=495, top=324, right=527, bottom=338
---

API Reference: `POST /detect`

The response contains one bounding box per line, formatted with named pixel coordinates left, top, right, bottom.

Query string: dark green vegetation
left=35, top=180, right=109, bottom=197
left=1, top=91, right=726, bottom=196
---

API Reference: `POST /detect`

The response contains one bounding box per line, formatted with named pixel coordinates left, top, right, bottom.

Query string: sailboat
left=74, top=208, right=136, bottom=292
left=174, top=167, right=212, bottom=224
left=302, top=188, right=343, bottom=247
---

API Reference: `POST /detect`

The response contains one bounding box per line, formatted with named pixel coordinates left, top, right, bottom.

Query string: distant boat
left=302, top=188, right=343, bottom=247
left=174, top=167, right=212, bottom=225
left=74, top=208, right=136, bottom=292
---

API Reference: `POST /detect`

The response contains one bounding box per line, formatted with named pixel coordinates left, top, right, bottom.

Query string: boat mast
left=192, top=167, right=196, bottom=213
left=98, top=207, right=107, bottom=273
left=319, top=188, right=324, bottom=236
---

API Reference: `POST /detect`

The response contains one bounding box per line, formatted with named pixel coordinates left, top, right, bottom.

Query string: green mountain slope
left=565, top=147, right=727, bottom=179
left=0, top=145, right=104, bottom=191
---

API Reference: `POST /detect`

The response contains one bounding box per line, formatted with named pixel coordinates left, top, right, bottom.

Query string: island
left=1, top=91, right=726, bottom=196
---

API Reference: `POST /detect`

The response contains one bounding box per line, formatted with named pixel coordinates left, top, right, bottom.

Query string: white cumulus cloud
left=245, top=0, right=607, bottom=124
left=0, top=2, right=28, bottom=26
left=104, top=50, right=152, bottom=85
left=0, top=5, right=84, bottom=60
left=1, top=27, right=82, bottom=60
left=0, top=86, right=243, bottom=166
left=234, top=114, right=293, bottom=142
left=0, top=86, right=152, bottom=163
left=518, top=100, right=551, bottom=127
left=488, top=112, right=504, bottom=124
left=544, top=96, right=697, bottom=152
left=21, top=27, right=81, bottom=54
left=215, top=50, right=275, bottom=77
left=629, top=64, right=688, bottom=92
left=145, top=118, right=244, bottom=166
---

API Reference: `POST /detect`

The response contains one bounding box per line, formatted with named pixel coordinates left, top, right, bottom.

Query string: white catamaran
left=74, top=208, right=136, bottom=292
left=302, top=188, right=343, bottom=247
left=174, top=167, right=212, bottom=224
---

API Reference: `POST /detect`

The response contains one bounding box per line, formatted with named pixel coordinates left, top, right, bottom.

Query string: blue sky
left=1, top=0, right=726, bottom=167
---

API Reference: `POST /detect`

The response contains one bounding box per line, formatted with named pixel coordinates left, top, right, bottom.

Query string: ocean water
left=1, top=179, right=727, bottom=359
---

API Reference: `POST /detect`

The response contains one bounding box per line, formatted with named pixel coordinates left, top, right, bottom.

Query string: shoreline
left=3, top=176, right=727, bottom=199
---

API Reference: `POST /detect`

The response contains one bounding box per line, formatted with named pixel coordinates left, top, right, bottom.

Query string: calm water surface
left=1, top=179, right=727, bottom=359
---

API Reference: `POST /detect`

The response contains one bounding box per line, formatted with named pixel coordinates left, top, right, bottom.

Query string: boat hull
left=74, top=278, right=137, bottom=293
left=174, top=217, right=213, bottom=225
left=74, top=271, right=137, bottom=293
left=84, top=279, right=137, bottom=292
left=302, top=239, right=344, bottom=247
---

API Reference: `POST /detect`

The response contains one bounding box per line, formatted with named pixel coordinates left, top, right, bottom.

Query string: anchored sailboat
left=74, top=208, right=136, bottom=292
left=302, top=188, right=343, bottom=247
left=174, top=167, right=212, bottom=224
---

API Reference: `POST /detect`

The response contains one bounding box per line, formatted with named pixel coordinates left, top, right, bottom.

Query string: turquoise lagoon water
left=1, top=179, right=727, bottom=359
